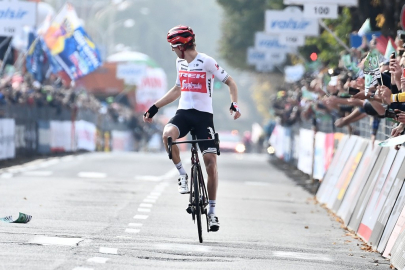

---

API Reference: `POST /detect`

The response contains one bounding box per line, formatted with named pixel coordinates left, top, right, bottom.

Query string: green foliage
left=216, top=0, right=284, bottom=70
left=303, top=7, right=352, bottom=67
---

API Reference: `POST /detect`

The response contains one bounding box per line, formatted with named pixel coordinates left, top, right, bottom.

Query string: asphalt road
left=0, top=152, right=392, bottom=270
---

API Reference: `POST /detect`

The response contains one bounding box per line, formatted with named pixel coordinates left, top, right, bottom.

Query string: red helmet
left=167, top=25, right=195, bottom=45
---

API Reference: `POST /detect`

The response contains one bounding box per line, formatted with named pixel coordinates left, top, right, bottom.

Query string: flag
left=363, top=50, right=381, bottom=95
left=42, top=4, right=102, bottom=80
left=384, top=39, right=396, bottom=61
left=341, top=54, right=352, bottom=70
left=26, top=32, right=62, bottom=83
left=358, top=18, right=371, bottom=37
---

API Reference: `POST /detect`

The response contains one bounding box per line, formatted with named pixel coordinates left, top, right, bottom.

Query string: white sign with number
left=284, top=0, right=357, bottom=7
left=255, top=32, right=296, bottom=53
left=304, top=3, right=338, bottom=19
left=279, top=34, right=305, bottom=46
left=265, top=7, right=319, bottom=36
left=0, top=0, right=36, bottom=36
left=247, top=47, right=287, bottom=66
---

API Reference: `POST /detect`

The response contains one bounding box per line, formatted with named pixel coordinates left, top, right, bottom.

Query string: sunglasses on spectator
left=170, top=43, right=183, bottom=48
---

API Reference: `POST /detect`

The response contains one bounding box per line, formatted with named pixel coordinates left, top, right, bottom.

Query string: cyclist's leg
left=162, top=124, right=181, bottom=164
left=202, top=153, right=218, bottom=200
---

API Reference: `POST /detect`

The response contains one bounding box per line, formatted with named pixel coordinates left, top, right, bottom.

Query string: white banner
left=284, top=64, right=305, bottom=83
left=255, top=63, right=274, bottom=72
left=304, top=3, right=338, bottom=19
left=313, top=132, right=326, bottom=180
left=247, top=47, right=287, bottom=66
left=254, top=32, right=295, bottom=53
left=297, top=128, right=314, bottom=174
left=279, top=34, right=305, bottom=46
left=0, top=0, right=36, bottom=36
left=284, top=0, right=357, bottom=7
left=75, top=120, right=96, bottom=151
left=116, top=63, right=146, bottom=86
left=50, top=121, right=72, bottom=152
left=0, top=119, right=15, bottom=160
left=112, top=130, right=134, bottom=152
left=265, top=7, right=319, bottom=36
left=136, top=67, right=167, bottom=113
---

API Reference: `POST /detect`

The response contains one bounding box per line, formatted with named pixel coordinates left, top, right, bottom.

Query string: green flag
left=358, top=18, right=371, bottom=37
left=384, top=39, right=396, bottom=61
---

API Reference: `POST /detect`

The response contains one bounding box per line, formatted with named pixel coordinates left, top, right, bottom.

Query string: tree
left=216, top=0, right=284, bottom=70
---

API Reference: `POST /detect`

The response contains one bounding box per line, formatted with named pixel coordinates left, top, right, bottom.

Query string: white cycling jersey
left=175, top=53, right=229, bottom=114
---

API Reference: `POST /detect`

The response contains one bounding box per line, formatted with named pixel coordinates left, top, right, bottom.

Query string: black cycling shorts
left=167, top=109, right=217, bottom=155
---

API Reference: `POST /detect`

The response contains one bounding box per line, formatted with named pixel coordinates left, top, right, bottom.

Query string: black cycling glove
left=229, top=102, right=240, bottom=113
left=144, top=104, right=159, bottom=118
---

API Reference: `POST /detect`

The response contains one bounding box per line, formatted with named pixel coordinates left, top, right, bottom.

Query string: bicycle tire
left=193, top=165, right=203, bottom=243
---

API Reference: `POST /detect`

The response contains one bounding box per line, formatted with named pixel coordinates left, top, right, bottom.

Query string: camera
left=385, top=109, right=399, bottom=119
left=348, top=87, right=360, bottom=95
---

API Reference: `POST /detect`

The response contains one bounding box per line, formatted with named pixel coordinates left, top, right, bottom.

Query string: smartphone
left=385, top=109, right=398, bottom=119
left=348, top=87, right=360, bottom=95
left=401, top=33, right=405, bottom=41
left=403, top=68, right=405, bottom=78
left=391, top=52, right=396, bottom=60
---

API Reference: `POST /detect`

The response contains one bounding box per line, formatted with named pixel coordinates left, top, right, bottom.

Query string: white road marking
left=245, top=181, right=270, bottom=186
left=138, top=208, right=151, bottom=212
left=135, top=167, right=180, bottom=182
left=87, top=257, right=109, bottom=263
left=72, top=267, right=94, bottom=270
left=139, top=203, right=153, bottom=208
left=125, top=228, right=140, bottom=233
left=78, top=172, right=107, bottom=178
left=272, top=251, right=333, bottom=261
left=155, top=243, right=211, bottom=253
left=116, top=236, right=132, bottom=239
left=28, top=236, right=83, bottom=246
left=143, top=199, right=156, bottom=203
left=135, top=176, right=161, bottom=182
left=99, top=247, right=117, bottom=255
left=22, top=171, right=53, bottom=177
left=134, top=215, right=148, bottom=220
left=128, top=223, right=143, bottom=227
left=150, top=192, right=161, bottom=196
left=0, top=173, right=13, bottom=178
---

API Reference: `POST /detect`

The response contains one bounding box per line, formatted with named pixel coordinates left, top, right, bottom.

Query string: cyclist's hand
left=229, top=102, right=241, bottom=120
left=143, top=104, right=159, bottom=123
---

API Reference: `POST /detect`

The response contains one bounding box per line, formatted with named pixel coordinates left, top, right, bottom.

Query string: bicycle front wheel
left=193, top=165, right=203, bottom=243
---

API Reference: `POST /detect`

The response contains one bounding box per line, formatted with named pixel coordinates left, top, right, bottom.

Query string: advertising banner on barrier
left=283, top=127, right=292, bottom=162
left=112, top=130, right=134, bottom=152
left=50, top=121, right=72, bottom=152
left=317, top=136, right=357, bottom=204
left=336, top=143, right=381, bottom=225
left=313, top=132, right=326, bottom=180
left=324, top=133, right=334, bottom=171
left=297, top=128, right=313, bottom=174
left=14, top=122, right=37, bottom=155
left=389, top=228, right=405, bottom=269
left=0, top=119, right=15, bottom=160
left=357, top=148, right=397, bottom=242
left=327, top=138, right=368, bottom=210
left=383, top=176, right=405, bottom=257
left=375, top=149, right=405, bottom=252
left=37, top=120, right=51, bottom=154
left=136, top=68, right=167, bottom=113
left=316, top=135, right=348, bottom=202
left=75, top=120, right=96, bottom=151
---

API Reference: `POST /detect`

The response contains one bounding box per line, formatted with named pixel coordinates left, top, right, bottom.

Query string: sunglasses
left=170, top=43, right=183, bottom=48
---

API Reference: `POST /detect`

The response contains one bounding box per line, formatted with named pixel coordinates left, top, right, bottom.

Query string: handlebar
left=167, top=133, right=220, bottom=159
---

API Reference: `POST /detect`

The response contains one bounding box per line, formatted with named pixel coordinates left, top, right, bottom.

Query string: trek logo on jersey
left=179, top=71, right=207, bottom=93
left=215, top=64, right=219, bottom=70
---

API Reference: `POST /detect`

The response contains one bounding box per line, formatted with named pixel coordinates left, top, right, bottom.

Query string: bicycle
left=167, top=129, right=220, bottom=243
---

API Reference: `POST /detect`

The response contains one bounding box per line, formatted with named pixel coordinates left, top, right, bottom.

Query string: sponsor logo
left=180, top=73, right=205, bottom=79
left=207, top=127, right=215, bottom=139
left=207, top=78, right=212, bottom=97
left=221, top=69, right=224, bottom=74
left=270, top=19, right=310, bottom=30
left=0, top=8, right=29, bottom=20
left=179, top=71, right=207, bottom=93
left=215, top=64, right=219, bottom=70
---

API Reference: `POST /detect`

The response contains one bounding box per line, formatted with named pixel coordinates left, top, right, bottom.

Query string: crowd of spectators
left=271, top=32, right=405, bottom=147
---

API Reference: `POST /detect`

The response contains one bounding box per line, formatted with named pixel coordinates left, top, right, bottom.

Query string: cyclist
left=143, top=25, right=241, bottom=232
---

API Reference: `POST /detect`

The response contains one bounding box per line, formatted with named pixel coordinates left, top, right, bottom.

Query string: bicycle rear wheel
left=193, top=165, right=203, bottom=243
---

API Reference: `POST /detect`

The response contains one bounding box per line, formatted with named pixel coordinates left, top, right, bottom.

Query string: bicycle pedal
left=186, top=205, right=192, bottom=214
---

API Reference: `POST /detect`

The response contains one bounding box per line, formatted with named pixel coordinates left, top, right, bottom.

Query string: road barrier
left=270, top=118, right=405, bottom=269
left=0, top=104, right=134, bottom=162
